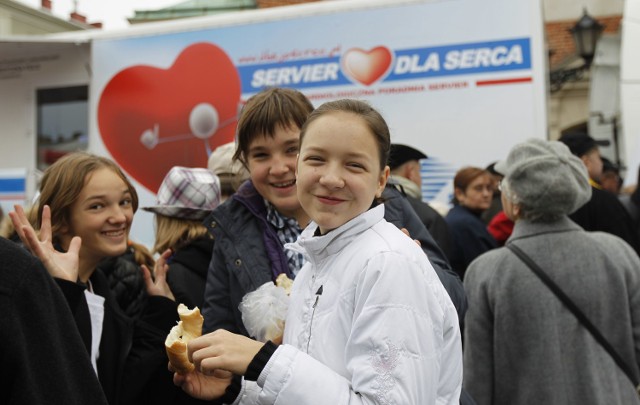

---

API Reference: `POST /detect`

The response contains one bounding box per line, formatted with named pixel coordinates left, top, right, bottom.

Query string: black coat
left=167, top=237, right=214, bottom=309
left=0, top=238, right=108, bottom=405
left=570, top=186, right=640, bottom=254
left=445, top=204, right=498, bottom=279
left=57, top=268, right=181, bottom=405
left=405, top=194, right=454, bottom=259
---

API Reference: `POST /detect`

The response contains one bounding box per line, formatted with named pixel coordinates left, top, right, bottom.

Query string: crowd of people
left=1, top=86, right=640, bottom=405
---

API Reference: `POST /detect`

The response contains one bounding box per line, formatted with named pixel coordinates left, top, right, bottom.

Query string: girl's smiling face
left=60, top=167, right=134, bottom=269
left=296, top=111, right=389, bottom=234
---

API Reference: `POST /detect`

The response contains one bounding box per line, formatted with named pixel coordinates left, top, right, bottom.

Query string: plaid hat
left=498, top=138, right=591, bottom=216
left=558, top=132, right=610, bottom=157
left=142, top=166, right=221, bottom=220
left=388, top=144, right=427, bottom=170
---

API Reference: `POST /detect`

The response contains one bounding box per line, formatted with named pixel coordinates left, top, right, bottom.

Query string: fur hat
left=142, top=166, right=221, bottom=220
left=497, top=138, right=591, bottom=216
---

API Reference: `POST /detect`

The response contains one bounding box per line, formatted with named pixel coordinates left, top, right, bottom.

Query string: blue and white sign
left=0, top=168, right=27, bottom=216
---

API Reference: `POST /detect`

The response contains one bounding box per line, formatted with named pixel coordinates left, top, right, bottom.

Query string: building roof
left=0, top=0, right=94, bottom=33
left=129, top=0, right=256, bottom=23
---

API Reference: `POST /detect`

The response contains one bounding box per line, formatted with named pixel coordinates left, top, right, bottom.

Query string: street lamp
left=550, top=9, right=604, bottom=92
left=570, top=8, right=604, bottom=68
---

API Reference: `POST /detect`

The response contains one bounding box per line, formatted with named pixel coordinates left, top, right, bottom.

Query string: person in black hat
left=559, top=132, right=640, bottom=253
left=557, top=132, right=610, bottom=160
left=600, top=157, right=623, bottom=195
left=388, top=144, right=427, bottom=191
left=387, top=143, right=453, bottom=259
left=480, top=162, right=504, bottom=224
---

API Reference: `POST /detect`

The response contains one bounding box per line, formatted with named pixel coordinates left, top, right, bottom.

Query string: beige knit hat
left=207, top=142, right=249, bottom=181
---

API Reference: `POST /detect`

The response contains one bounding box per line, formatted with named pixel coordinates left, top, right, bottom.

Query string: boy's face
left=246, top=125, right=303, bottom=219
left=296, top=112, right=388, bottom=234
left=580, top=148, right=603, bottom=182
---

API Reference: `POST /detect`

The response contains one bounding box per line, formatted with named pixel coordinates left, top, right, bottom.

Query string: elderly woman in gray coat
left=463, top=138, right=640, bottom=405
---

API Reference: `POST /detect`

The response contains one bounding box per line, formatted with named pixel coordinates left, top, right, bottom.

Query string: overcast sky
left=16, top=0, right=180, bottom=30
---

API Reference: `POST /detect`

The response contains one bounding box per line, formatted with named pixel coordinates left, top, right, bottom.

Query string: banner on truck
left=91, top=0, right=546, bottom=246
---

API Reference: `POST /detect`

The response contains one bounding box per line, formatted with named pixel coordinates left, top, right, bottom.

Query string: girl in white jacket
left=173, top=99, right=463, bottom=405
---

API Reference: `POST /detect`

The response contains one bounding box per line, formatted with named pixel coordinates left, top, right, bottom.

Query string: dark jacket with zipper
left=202, top=181, right=290, bottom=336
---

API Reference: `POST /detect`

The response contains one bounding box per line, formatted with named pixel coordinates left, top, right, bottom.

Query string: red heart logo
left=98, top=42, right=241, bottom=193
left=341, top=46, right=393, bottom=86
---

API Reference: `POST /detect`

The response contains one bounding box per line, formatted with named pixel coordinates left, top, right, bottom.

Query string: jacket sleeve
left=250, top=252, right=462, bottom=405
left=202, top=241, right=246, bottom=335
left=462, top=256, right=496, bottom=404
left=422, top=208, right=454, bottom=260
left=619, top=239, right=640, bottom=377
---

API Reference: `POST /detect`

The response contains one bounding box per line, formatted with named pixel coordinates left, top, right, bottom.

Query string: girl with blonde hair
left=10, top=152, right=182, bottom=405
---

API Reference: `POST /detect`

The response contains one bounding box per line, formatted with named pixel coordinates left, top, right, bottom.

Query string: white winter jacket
left=234, top=205, right=462, bottom=405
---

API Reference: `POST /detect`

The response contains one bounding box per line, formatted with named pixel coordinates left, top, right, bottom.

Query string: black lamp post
left=570, top=8, right=604, bottom=68
left=550, top=9, right=604, bottom=92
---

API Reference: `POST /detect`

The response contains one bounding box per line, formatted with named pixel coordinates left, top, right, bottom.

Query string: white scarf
left=389, top=175, right=422, bottom=199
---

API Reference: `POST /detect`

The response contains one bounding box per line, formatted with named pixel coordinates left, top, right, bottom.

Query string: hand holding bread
left=165, top=304, right=204, bottom=373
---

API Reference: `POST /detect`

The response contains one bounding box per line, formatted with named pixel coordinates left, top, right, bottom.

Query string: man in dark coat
left=559, top=132, right=640, bottom=254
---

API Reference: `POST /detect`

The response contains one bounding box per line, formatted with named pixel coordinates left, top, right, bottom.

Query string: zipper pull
left=312, top=285, right=323, bottom=308
left=307, top=285, right=324, bottom=353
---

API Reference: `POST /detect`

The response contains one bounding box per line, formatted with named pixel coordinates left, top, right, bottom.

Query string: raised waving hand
left=9, top=204, right=81, bottom=282
left=141, top=248, right=176, bottom=301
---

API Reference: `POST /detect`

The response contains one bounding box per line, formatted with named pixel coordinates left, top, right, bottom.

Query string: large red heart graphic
left=98, top=42, right=241, bottom=193
left=341, top=46, right=393, bottom=86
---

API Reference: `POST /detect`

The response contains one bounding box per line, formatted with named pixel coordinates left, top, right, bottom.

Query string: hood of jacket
left=286, top=205, right=385, bottom=269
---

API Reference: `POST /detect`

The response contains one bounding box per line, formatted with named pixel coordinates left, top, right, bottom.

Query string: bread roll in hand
left=165, top=304, right=203, bottom=373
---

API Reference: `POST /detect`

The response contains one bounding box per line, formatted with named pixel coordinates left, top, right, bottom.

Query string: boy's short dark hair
left=233, top=88, right=314, bottom=164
